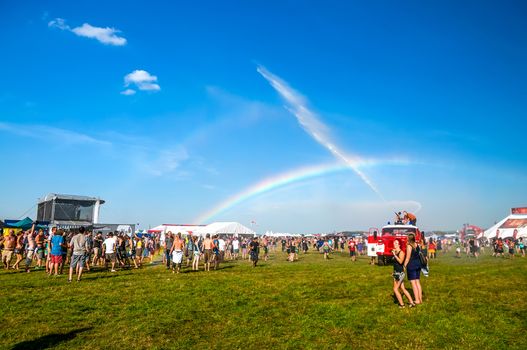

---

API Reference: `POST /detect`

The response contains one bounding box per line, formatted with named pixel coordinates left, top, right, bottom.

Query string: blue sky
left=1, top=0, right=526, bottom=233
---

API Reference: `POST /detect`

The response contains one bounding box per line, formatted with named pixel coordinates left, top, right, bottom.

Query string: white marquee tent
left=196, top=222, right=255, bottom=236
left=483, top=208, right=527, bottom=240
left=148, top=222, right=256, bottom=238
left=264, top=231, right=302, bottom=238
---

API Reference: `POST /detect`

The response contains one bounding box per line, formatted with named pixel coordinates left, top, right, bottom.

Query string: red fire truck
left=368, top=224, right=423, bottom=266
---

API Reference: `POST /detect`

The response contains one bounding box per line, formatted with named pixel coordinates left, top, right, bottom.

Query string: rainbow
left=194, top=158, right=410, bottom=223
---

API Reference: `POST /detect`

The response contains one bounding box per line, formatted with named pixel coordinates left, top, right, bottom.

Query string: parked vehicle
left=368, top=224, right=422, bottom=266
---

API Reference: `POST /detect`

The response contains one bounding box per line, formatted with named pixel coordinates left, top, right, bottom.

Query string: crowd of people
left=0, top=225, right=381, bottom=278
left=1, top=224, right=525, bottom=310
left=0, top=224, right=161, bottom=281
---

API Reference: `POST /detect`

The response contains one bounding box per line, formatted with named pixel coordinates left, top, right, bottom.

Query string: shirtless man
left=26, top=225, right=37, bottom=272
left=35, top=229, right=46, bottom=269
left=170, top=233, right=185, bottom=274
left=403, top=211, right=417, bottom=226
left=202, top=234, right=214, bottom=272
left=2, top=230, right=17, bottom=269
left=13, top=230, right=25, bottom=269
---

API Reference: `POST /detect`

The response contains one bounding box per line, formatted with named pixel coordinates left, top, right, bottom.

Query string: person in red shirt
left=428, top=240, right=436, bottom=259
left=348, top=239, right=357, bottom=262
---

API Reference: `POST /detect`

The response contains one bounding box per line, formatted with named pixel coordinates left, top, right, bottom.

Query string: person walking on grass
left=212, top=235, right=220, bottom=270
left=232, top=237, right=240, bottom=260
left=455, top=239, right=461, bottom=258
left=35, top=229, right=46, bottom=269
left=103, top=232, right=117, bottom=272
left=392, top=239, right=415, bottom=308
left=322, top=240, right=331, bottom=260
left=287, top=239, right=296, bottom=262
left=508, top=239, right=515, bottom=259
left=50, top=230, right=65, bottom=276
left=84, top=230, right=93, bottom=271
left=170, top=232, right=185, bottom=274
left=218, top=236, right=226, bottom=263
left=519, top=238, right=525, bottom=257
left=60, top=232, right=71, bottom=275
left=164, top=232, right=173, bottom=270
left=25, top=225, right=36, bottom=272
left=92, top=232, right=103, bottom=267
left=302, top=238, right=309, bottom=254
left=348, top=238, right=357, bottom=262
left=428, top=239, right=436, bottom=260
left=249, top=236, right=259, bottom=267
left=69, top=226, right=87, bottom=282
left=135, top=235, right=144, bottom=267
left=12, top=231, right=25, bottom=270
left=2, top=230, right=16, bottom=269
left=262, top=237, right=269, bottom=262
left=45, top=227, right=57, bottom=274
left=186, top=233, right=195, bottom=267
left=496, top=238, right=504, bottom=257
left=191, top=236, right=200, bottom=271
left=242, top=239, right=249, bottom=260
left=202, top=234, right=213, bottom=271
left=403, top=233, right=423, bottom=305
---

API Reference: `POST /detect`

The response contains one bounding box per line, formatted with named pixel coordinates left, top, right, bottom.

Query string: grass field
left=0, top=249, right=526, bottom=349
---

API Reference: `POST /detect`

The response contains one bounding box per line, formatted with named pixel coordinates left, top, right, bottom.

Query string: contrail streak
left=257, top=66, right=385, bottom=201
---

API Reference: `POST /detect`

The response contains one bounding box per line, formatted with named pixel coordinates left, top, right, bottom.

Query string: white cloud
left=48, top=17, right=127, bottom=46
left=48, top=18, right=68, bottom=30
left=0, top=122, right=110, bottom=146
left=0, top=122, right=191, bottom=177
left=141, top=147, right=189, bottom=176
left=123, top=70, right=161, bottom=93
left=121, top=89, right=136, bottom=96
left=72, top=23, right=126, bottom=46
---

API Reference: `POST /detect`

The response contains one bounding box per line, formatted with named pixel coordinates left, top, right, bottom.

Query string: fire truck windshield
left=382, top=227, right=417, bottom=236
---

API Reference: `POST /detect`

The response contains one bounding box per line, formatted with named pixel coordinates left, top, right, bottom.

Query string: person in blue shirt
left=50, top=230, right=65, bottom=276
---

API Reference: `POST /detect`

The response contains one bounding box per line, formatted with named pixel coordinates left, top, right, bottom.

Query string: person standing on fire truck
left=403, top=211, right=417, bottom=225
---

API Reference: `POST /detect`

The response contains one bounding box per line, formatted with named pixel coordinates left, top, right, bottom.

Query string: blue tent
left=4, top=217, right=34, bottom=230
left=4, top=218, right=48, bottom=230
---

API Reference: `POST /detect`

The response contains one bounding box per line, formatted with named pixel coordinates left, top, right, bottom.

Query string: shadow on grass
left=11, top=327, right=92, bottom=350
left=83, top=274, right=122, bottom=280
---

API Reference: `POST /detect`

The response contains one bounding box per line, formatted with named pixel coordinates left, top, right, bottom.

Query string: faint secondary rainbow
left=195, top=158, right=411, bottom=224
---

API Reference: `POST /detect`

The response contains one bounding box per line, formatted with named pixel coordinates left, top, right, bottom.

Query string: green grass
left=0, top=250, right=526, bottom=349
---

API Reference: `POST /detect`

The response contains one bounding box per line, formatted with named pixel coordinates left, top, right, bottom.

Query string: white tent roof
left=484, top=214, right=527, bottom=239
left=148, top=222, right=256, bottom=237
left=264, top=231, right=301, bottom=237
left=196, top=222, right=255, bottom=236
left=162, top=225, right=204, bottom=235
left=148, top=224, right=165, bottom=233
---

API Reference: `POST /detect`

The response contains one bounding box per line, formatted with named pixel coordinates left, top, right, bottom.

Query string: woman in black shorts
left=404, top=233, right=423, bottom=305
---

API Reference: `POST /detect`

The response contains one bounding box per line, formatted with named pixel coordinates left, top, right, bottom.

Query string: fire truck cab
left=368, top=224, right=422, bottom=266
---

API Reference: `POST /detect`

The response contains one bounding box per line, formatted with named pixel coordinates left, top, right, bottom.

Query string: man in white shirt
left=218, top=237, right=226, bottom=262
left=232, top=237, right=240, bottom=260
left=102, top=232, right=117, bottom=272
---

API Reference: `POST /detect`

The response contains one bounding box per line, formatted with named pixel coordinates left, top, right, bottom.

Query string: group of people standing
left=391, top=233, right=425, bottom=308
left=162, top=232, right=270, bottom=273
left=491, top=237, right=525, bottom=258
left=0, top=224, right=162, bottom=281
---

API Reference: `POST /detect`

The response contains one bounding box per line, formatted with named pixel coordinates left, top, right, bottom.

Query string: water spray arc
left=257, top=66, right=385, bottom=201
